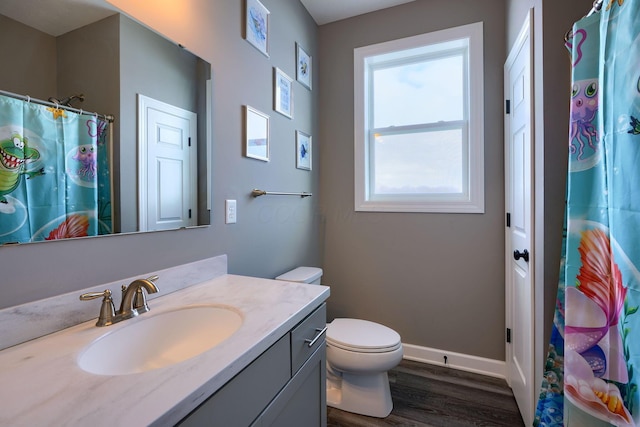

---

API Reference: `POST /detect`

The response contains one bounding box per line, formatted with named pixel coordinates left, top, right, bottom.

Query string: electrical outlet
left=225, top=199, right=237, bottom=224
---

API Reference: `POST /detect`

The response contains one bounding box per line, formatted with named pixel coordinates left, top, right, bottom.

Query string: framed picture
left=296, top=131, right=312, bottom=170
left=245, top=105, right=270, bottom=162
left=245, top=0, right=270, bottom=57
left=273, top=67, right=293, bottom=119
left=296, top=43, right=312, bottom=90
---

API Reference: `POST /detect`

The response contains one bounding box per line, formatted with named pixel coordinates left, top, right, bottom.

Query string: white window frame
left=354, top=22, right=484, bottom=213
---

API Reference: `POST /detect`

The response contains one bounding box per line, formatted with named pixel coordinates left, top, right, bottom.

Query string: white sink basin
left=78, top=305, right=243, bottom=375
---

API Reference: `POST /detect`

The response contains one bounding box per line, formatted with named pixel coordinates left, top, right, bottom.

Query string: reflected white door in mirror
left=138, top=95, right=197, bottom=231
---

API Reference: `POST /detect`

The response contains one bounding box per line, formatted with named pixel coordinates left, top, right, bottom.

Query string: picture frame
left=296, top=43, right=312, bottom=90
left=245, top=105, right=270, bottom=162
left=245, top=0, right=270, bottom=57
left=296, top=130, right=312, bottom=170
left=273, top=67, right=294, bottom=119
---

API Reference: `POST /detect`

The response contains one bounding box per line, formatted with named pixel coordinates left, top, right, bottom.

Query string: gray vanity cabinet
left=178, top=303, right=327, bottom=427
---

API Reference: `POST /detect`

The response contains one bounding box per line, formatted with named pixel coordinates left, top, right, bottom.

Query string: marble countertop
left=0, top=274, right=330, bottom=426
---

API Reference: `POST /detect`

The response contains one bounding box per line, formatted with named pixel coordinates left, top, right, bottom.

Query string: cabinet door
left=178, top=335, right=290, bottom=427
left=252, top=343, right=326, bottom=427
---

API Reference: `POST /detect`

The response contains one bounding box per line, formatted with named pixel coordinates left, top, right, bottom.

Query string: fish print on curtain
left=0, top=95, right=111, bottom=244
left=535, top=0, right=640, bottom=425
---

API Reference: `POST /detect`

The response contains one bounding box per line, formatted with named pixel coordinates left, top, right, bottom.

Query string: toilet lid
left=275, top=266, right=322, bottom=283
left=326, top=318, right=401, bottom=353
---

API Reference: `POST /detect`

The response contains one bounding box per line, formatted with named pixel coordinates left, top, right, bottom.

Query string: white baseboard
left=402, top=343, right=507, bottom=380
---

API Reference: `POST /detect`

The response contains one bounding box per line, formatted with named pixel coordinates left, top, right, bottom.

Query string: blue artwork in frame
left=245, top=0, right=269, bottom=57
left=296, top=130, right=311, bottom=170
left=296, top=43, right=312, bottom=90
left=274, top=67, right=293, bottom=119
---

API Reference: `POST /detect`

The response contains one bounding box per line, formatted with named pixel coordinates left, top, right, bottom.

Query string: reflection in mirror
left=0, top=0, right=211, bottom=245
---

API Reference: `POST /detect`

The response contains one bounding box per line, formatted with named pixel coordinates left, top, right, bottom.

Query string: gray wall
left=0, top=15, right=57, bottom=99
left=57, top=14, right=119, bottom=120
left=0, top=0, right=319, bottom=309
left=318, top=0, right=506, bottom=360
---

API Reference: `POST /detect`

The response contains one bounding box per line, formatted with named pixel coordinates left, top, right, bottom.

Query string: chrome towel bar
left=251, top=189, right=312, bottom=198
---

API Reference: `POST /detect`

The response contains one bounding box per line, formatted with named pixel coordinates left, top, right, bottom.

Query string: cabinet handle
left=304, top=326, right=327, bottom=348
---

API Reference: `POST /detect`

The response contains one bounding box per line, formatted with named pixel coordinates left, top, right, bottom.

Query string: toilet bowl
left=275, top=267, right=403, bottom=418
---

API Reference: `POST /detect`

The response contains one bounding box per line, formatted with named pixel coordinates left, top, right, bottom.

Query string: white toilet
left=275, top=266, right=403, bottom=418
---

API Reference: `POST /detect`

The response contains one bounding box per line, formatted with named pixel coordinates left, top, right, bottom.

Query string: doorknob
left=513, top=249, right=529, bottom=262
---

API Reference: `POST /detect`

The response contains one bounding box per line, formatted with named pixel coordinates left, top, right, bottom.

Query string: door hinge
left=188, top=137, right=191, bottom=147
left=188, top=209, right=192, bottom=219
left=506, top=328, right=512, bottom=343
left=505, top=99, right=511, bottom=114
left=506, top=212, right=511, bottom=227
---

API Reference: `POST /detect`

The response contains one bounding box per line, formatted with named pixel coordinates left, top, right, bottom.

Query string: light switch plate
left=225, top=199, right=237, bottom=224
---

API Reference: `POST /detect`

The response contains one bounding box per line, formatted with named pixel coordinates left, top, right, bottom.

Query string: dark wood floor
left=327, top=359, right=525, bottom=427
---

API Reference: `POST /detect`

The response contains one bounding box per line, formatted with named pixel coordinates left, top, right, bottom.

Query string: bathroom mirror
left=0, top=0, right=211, bottom=244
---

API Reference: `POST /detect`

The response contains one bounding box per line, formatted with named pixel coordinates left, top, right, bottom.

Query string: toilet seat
left=327, top=318, right=401, bottom=353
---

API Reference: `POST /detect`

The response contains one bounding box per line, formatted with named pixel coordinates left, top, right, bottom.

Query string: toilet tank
left=275, top=267, right=323, bottom=284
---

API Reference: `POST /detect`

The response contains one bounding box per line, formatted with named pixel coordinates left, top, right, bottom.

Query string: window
left=354, top=22, right=484, bottom=213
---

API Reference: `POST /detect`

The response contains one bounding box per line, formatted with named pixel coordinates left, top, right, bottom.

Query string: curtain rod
left=0, top=89, right=114, bottom=123
left=251, top=189, right=312, bottom=198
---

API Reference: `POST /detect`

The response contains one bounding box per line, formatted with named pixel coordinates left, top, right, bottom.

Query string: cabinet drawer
left=290, top=303, right=326, bottom=375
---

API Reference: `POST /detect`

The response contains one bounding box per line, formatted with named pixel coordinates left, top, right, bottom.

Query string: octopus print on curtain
left=535, top=1, right=640, bottom=426
left=0, top=94, right=111, bottom=244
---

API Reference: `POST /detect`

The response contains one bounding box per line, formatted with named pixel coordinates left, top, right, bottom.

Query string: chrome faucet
left=80, top=275, right=160, bottom=327
left=118, top=275, right=159, bottom=319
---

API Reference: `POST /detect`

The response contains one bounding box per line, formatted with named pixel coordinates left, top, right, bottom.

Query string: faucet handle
left=79, top=289, right=110, bottom=301
left=80, top=289, right=116, bottom=327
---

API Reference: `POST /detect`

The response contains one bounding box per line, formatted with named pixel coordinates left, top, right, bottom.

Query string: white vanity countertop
left=0, top=274, right=330, bottom=427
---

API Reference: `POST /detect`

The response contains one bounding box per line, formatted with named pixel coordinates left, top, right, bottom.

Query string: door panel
left=138, top=95, right=197, bottom=231
left=504, top=10, right=534, bottom=426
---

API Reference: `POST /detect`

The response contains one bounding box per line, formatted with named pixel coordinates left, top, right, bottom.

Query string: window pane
left=373, top=129, right=463, bottom=195
left=372, top=54, right=463, bottom=128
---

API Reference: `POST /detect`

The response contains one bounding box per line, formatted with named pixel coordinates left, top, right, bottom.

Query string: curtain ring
left=79, top=109, right=83, bottom=115
left=26, top=95, right=31, bottom=103
left=564, top=29, right=573, bottom=44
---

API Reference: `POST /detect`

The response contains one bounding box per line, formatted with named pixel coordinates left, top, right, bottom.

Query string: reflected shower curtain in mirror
left=0, top=94, right=111, bottom=244
left=535, top=1, right=640, bottom=426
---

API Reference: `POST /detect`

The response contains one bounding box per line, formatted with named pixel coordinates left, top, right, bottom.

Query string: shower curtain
left=0, top=94, right=111, bottom=244
left=535, top=1, right=640, bottom=426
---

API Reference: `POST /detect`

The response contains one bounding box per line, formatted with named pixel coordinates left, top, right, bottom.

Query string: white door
left=138, top=95, right=197, bottom=231
left=504, top=10, right=534, bottom=426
